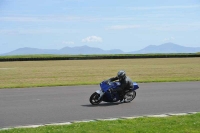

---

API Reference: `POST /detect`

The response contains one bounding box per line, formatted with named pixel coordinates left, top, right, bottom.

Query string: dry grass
left=0, top=58, right=200, bottom=88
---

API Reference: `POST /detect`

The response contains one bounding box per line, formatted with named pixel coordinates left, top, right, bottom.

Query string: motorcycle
left=89, top=80, right=139, bottom=105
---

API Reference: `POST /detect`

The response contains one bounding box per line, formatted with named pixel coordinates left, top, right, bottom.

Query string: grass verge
left=0, top=58, right=200, bottom=88
left=1, top=113, right=200, bottom=133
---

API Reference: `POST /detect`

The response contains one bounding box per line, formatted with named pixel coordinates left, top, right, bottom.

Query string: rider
left=106, top=70, right=133, bottom=102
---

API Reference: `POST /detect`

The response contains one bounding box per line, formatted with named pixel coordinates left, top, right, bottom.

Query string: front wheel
left=89, top=92, right=102, bottom=105
left=124, top=90, right=136, bottom=103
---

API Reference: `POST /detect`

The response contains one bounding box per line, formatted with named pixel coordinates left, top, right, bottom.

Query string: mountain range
left=2, top=43, right=200, bottom=55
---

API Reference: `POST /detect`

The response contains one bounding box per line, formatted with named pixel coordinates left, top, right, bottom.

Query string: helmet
left=117, top=70, right=126, bottom=80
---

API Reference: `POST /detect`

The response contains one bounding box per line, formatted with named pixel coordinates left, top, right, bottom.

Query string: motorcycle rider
left=106, top=70, right=133, bottom=102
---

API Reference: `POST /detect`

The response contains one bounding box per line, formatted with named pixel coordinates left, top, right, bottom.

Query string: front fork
left=95, top=90, right=105, bottom=100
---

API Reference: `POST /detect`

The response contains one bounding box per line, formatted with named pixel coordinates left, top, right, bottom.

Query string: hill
left=2, top=43, right=200, bottom=55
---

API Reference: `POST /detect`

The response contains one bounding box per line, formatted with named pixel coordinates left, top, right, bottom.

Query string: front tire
left=89, top=92, right=102, bottom=105
left=124, top=90, right=136, bottom=103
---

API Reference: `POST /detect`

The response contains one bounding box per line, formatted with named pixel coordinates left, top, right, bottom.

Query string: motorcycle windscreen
left=100, top=81, right=111, bottom=91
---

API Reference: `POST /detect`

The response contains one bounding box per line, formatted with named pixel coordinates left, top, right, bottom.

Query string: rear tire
left=124, top=90, right=136, bottom=103
left=89, top=92, right=102, bottom=105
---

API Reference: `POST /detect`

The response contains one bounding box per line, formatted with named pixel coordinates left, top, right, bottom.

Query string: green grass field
left=0, top=58, right=200, bottom=88
left=0, top=58, right=199, bottom=132
left=1, top=113, right=200, bottom=133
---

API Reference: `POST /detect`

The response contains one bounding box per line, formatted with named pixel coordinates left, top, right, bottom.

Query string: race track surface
left=0, top=82, right=200, bottom=128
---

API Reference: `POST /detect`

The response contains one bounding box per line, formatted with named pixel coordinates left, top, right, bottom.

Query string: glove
left=105, top=80, right=111, bottom=85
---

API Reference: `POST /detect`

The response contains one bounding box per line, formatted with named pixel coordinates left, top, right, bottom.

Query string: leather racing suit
left=107, top=76, right=133, bottom=100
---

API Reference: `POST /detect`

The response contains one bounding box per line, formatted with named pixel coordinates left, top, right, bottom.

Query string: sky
left=0, top=0, right=200, bottom=54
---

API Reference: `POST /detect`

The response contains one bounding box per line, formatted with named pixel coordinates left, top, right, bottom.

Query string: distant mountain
left=4, top=47, right=59, bottom=55
left=130, top=43, right=200, bottom=54
left=59, top=45, right=124, bottom=54
left=3, top=45, right=124, bottom=55
left=2, top=43, right=200, bottom=55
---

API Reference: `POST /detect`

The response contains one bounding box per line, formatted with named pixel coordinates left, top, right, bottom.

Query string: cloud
left=62, top=41, right=75, bottom=44
left=107, top=25, right=140, bottom=30
left=0, top=16, right=82, bottom=22
left=0, top=29, right=52, bottom=35
left=0, top=30, right=19, bottom=35
left=82, top=36, right=102, bottom=43
left=163, top=37, right=175, bottom=42
left=0, top=16, right=137, bottom=23
left=0, top=28, right=78, bottom=35
left=151, top=23, right=200, bottom=31
left=129, top=5, right=200, bottom=10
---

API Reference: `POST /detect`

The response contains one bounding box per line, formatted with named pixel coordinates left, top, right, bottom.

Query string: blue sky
left=0, top=0, right=200, bottom=54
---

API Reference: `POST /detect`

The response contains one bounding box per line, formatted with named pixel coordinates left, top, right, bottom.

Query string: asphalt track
left=0, top=82, right=200, bottom=128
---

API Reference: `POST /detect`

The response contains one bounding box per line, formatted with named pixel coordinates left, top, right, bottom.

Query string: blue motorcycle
left=90, top=81, right=139, bottom=105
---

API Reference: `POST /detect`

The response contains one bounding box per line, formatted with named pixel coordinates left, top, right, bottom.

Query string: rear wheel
left=124, top=90, right=136, bottom=103
left=89, top=92, right=102, bottom=105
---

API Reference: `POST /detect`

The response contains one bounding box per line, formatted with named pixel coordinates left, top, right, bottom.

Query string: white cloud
left=0, top=16, right=82, bottom=22
left=163, top=37, right=175, bottom=42
left=82, top=36, right=102, bottom=43
left=129, top=5, right=200, bottom=10
left=145, top=23, right=200, bottom=31
left=107, top=25, right=140, bottom=30
left=62, top=41, right=74, bottom=44
left=0, top=28, right=78, bottom=35
left=0, top=17, right=39, bottom=22
left=0, top=16, right=137, bottom=23
left=0, top=29, right=51, bottom=35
